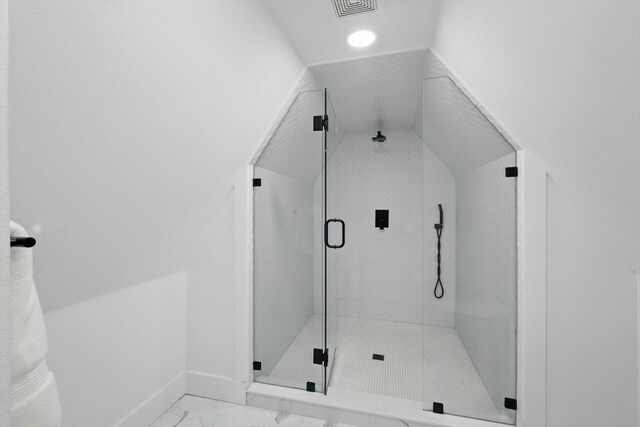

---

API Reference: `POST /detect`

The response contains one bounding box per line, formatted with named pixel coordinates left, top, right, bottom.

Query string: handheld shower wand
left=434, top=204, right=444, bottom=299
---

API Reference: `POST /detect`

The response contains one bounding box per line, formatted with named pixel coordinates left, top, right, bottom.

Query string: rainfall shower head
left=372, top=131, right=386, bottom=143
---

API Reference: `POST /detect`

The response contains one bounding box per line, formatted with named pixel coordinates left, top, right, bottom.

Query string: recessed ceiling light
left=347, top=30, right=376, bottom=48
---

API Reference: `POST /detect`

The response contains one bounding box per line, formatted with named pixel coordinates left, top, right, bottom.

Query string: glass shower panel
left=421, top=77, right=517, bottom=425
left=253, top=90, right=325, bottom=392
left=323, top=90, right=344, bottom=393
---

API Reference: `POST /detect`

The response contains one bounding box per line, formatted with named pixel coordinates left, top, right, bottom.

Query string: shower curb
left=247, top=383, right=509, bottom=427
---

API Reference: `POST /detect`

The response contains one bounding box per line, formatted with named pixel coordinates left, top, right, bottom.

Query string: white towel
left=10, top=222, right=61, bottom=427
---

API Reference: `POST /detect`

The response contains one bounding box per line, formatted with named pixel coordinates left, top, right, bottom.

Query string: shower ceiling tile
left=255, top=91, right=324, bottom=182
left=422, top=77, right=514, bottom=178
left=310, top=50, right=428, bottom=132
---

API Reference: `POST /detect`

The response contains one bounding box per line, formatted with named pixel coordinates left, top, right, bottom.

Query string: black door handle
left=325, top=219, right=345, bottom=249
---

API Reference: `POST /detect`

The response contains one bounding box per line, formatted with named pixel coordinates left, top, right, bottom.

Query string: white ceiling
left=261, top=0, right=442, bottom=66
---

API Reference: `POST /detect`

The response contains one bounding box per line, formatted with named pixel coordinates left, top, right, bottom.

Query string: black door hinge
left=253, top=178, right=262, bottom=187
left=313, top=115, right=328, bottom=132
left=505, top=166, right=518, bottom=177
left=306, top=381, right=316, bottom=392
left=313, top=348, right=328, bottom=367
left=253, top=361, right=262, bottom=370
left=504, top=397, right=517, bottom=410
left=433, top=402, right=444, bottom=414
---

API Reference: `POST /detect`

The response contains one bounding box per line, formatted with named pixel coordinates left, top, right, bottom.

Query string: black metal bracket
left=10, top=237, right=36, bottom=248
left=504, top=397, right=517, bottom=410
left=372, top=353, right=384, bottom=361
left=253, top=361, right=262, bottom=371
left=433, top=402, right=444, bottom=414
left=253, top=178, right=262, bottom=187
left=505, top=166, right=518, bottom=177
left=306, top=381, right=316, bottom=392
left=313, top=115, right=328, bottom=132
left=313, top=348, right=328, bottom=367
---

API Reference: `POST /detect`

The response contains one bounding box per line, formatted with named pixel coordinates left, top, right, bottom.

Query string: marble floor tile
left=150, top=394, right=358, bottom=427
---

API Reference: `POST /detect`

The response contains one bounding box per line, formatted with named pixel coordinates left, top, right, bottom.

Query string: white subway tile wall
left=314, top=130, right=456, bottom=327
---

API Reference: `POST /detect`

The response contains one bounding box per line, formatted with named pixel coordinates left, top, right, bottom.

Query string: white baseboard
left=185, top=371, right=246, bottom=405
left=114, top=372, right=186, bottom=427
left=113, top=371, right=246, bottom=427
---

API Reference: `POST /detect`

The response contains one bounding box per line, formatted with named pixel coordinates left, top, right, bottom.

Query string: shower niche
left=252, top=50, right=517, bottom=425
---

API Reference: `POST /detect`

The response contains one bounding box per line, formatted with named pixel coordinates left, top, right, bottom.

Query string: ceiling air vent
left=332, top=0, right=377, bottom=18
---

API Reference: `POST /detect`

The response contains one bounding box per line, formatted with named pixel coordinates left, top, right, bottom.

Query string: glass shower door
left=253, top=88, right=343, bottom=395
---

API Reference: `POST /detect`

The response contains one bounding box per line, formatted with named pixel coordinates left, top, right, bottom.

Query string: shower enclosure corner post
left=515, top=149, right=549, bottom=427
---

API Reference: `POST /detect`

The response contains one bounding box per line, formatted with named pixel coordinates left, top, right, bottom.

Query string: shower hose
left=434, top=204, right=444, bottom=299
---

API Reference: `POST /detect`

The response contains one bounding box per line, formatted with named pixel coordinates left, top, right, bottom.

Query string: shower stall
left=252, top=50, right=517, bottom=425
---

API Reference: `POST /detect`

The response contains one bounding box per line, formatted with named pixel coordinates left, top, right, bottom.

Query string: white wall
left=0, top=1, right=10, bottom=426
left=45, top=273, right=186, bottom=427
left=455, top=154, right=517, bottom=418
left=185, top=186, right=235, bottom=385
left=9, top=1, right=304, bottom=425
left=432, top=1, right=640, bottom=426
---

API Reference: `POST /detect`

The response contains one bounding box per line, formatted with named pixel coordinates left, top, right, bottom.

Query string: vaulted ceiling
left=260, top=0, right=442, bottom=65
left=260, top=1, right=442, bottom=134
left=257, top=1, right=515, bottom=181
